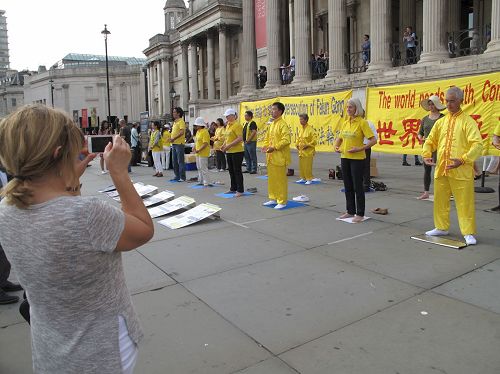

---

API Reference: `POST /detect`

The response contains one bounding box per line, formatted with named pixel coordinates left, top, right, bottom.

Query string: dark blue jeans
left=244, top=141, right=257, bottom=172
left=172, top=144, right=186, bottom=181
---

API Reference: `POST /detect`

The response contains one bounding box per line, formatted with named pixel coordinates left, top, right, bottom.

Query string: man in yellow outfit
left=263, top=102, right=291, bottom=209
left=422, top=86, right=483, bottom=245
left=296, top=113, right=317, bottom=184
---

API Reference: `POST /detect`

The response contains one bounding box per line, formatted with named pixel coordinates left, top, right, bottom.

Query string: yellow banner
left=240, top=90, right=352, bottom=152
left=366, top=72, right=500, bottom=156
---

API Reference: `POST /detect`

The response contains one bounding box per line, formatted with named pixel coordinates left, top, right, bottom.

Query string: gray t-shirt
left=0, top=196, right=143, bottom=373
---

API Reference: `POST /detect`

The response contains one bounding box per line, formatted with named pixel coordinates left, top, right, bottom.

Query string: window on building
left=11, top=98, right=16, bottom=107
left=170, top=15, right=175, bottom=29
left=233, top=39, right=239, bottom=59
left=85, top=86, right=94, bottom=99
left=174, top=61, right=178, bottom=77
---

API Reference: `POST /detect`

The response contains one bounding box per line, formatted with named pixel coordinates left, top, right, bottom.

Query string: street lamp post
left=48, top=79, right=54, bottom=108
left=101, top=24, right=111, bottom=126
left=169, top=87, right=176, bottom=117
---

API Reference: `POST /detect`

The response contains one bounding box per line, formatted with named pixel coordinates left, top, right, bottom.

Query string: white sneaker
left=425, top=228, right=449, bottom=236
left=219, top=169, right=224, bottom=172
left=293, top=195, right=310, bottom=202
left=274, top=204, right=286, bottom=210
left=311, top=178, right=321, bottom=182
left=263, top=200, right=277, bottom=206
left=101, top=170, right=108, bottom=174
left=178, top=179, right=185, bottom=182
left=305, top=180, right=312, bottom=185
left=296, top=179, right=305, bottom=183
left=464, top=235, right=477, bottom=245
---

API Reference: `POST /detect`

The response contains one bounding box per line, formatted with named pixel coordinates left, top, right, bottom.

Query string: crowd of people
left=0, top=86, right=498, bottom=373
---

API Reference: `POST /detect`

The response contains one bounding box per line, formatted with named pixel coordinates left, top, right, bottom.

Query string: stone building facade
left=0, top=10, right=10, bottom=77
left=144, top=0, right=500, bottom=123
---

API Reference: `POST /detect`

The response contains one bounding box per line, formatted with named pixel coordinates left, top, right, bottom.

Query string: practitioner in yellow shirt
left=148, top=121, right=163, bottom=177
left=334, top=98, right=376, bottom=223
left=211, top=118, right=227, bottom=171
left=262, top=102, right=291, bottom=209
left=296, top=113, right=318, bottom=185
left=423, top=87, right=483, bottom=245
left=221, top=108, right=244, bottom=196
left=193, top=117, right=211, bottom=186
left=490, top=122, right=500, bottom=212
left=170, top=107, right=186, bottom=182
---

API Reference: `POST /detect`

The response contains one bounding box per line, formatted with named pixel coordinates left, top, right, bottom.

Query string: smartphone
left=87, top=135, right=113, bottom=153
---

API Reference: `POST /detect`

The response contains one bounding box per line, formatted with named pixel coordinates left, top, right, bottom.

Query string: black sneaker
left=402, top=162, right=411, bottom=166
left=243, top=170, right=250, bottom=173
left=0, top=290, right=19, bottom=305
left=415, top=161, right=423, bottom=166
left=2, top=281, right=23, bottom=293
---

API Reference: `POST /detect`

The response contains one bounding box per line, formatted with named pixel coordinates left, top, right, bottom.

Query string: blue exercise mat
left=294, top=180, right=322, bottom=185
left=256, top=175, right=268, bottom=180
left=168, top=179, right=182, bottom=183
left=189, top=184, right=214, bottom=189
left=263, top=200, right=307, bottom=210
left=215, top=191, right=254, bottom=199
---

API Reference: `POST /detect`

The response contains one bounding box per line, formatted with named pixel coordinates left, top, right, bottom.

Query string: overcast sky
left=3, top=1, right=188, bottom=71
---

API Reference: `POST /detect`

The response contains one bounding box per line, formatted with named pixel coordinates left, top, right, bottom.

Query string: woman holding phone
left=0, top=105, right=153, bottom=374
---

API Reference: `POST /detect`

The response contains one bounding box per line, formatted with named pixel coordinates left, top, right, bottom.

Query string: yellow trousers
left=268, top=164, right=288, bottom=205
left=299, top=156, right=314, bottom=180
left=434, top=176, right=475, bottom=235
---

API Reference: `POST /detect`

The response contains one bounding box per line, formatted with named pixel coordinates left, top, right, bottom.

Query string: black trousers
left=0, top=244, right=11, bottom=287
left=226, top=152, right=244, bottom=193
left=424, top=152, right=437, bottom=191
left=363, top=148, right=371, bottom=189
left=131, top=146, right=140, bottom=166
left=216, top=150, right=227, bottom=170
left=341, top=158, right=366, bottom=216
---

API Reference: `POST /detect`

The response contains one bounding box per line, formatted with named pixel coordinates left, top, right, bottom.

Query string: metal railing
left=345, top=51, right=368, bottom=74
left=390, top=43, right=421, bottom=67
left=311, top=58, right=328, bottom=80
left=447, top=27, right=490, bottom=58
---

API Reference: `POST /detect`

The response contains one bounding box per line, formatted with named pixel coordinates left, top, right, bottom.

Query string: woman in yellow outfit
left=334, top=98, right=376, bottom=223
left=296, top=113, right=317, bottom=185
left=423, top=87, right=483, bottom=245
left=161, top=125, right=171, bottom=170
left=211, top=118, right=227, bottom=171
left=149, top=121, right=163, bottom=177
left=262, top=102, right=291, bottom=210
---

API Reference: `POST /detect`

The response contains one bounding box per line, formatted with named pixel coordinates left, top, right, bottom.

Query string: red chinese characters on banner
left=399, top=118, right=422, bottom=148
left=469, top=114, right=488, bottom=140
left=255, top=0, right=266, bottom=49
left=376, top=121, right=397, bottom=145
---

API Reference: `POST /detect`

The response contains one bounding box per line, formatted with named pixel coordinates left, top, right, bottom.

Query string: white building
left=23, top=54, right=147, bottom=127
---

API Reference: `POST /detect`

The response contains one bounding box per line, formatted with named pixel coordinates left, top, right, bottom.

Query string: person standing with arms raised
left=262, top=102, right=291, bottom=210
left=423, top=87, right=483, bottom=245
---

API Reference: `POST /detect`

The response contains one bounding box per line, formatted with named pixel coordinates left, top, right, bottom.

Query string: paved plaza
left=0, top=151, right=499, bottom=374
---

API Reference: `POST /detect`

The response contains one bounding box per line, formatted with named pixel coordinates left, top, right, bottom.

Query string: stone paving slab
left=0, top=322, right=32, bottom=373
left=314, top=225, right=500, bottom=289
left=132, top=285, right=270, bottom=374
left=433, top=258, right=500, bottom=314
left=122, top=251, right=176, bottom=294
left=233, top=357, right=297, bottom=374
left=246, top=208, right=393, bottom=249
left=184, top=251, right=422, bottom=354
left=0, top=289, right=24, bottom=327
left=139, top=226, right=305, bottom=282
left=279, top=292, right=500, bottom=374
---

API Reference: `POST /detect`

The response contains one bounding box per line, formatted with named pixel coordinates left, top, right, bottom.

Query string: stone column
left=199, top=42, right=205, bottom=99
left=157, top=59, right=164, bottom=116
left=189, top=41, right=199, bottom=101
left=485, top=0, right=500, bottom=54
left=419, top=0, right=448, bottom=63
left=207, top=31, right=216, bottom=99
left=448, top=0, right=461, bottom=34
left=240, top=0, right=257, bottom=92
left=147, top=65, right=153, bottom=115
left=265, top=0, right=281, bottom=88
left=367, top=0, right=392, bottom=71
left=293, top=0, right=311, bottom=82
left=326, top=0, right=346, bottom=77
left=218, top=24, right=228, bottom=99
left=181, top=42, right=190, bottom=110
left=162, top=57, right=170, bottom=114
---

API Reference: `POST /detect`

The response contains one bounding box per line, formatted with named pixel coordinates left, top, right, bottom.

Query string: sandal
left=371, top=208, right=388, bottom=215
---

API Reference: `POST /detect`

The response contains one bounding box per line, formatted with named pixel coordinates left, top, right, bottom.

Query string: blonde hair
left=347, top=98, right=365, bottom=117
left=0, top=105, right=84, bottom=208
